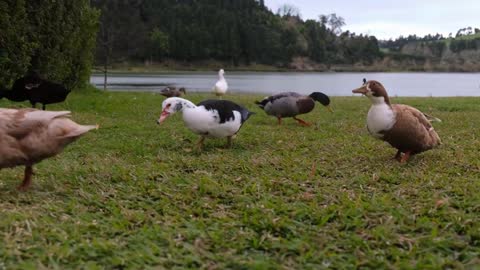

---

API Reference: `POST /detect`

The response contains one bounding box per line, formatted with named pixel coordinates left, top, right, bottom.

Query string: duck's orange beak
left=352, top=85, right=368, bottom=95
left=157, top=110, right=170, bottom=124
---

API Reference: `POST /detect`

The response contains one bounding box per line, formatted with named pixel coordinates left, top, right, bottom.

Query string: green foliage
left=449, top=38, right=480, bottom=53
left=0, top=90, right=479, bottom=268
left=426, top=41, right=446, bottom=57
left=148, top=28, right=170, bottom=61
left=0, top=0, right=98, bottom=89
left=0, top=0, right=34, bottom=87
left=92, top=0, right=381, bottom=66
left=380, top=30, right=480, bottom=58
left=338, top=32, right=382, bottom=64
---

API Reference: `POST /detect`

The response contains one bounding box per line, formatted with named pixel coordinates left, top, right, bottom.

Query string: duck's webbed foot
left=399, top=151, right=412, bottom=164
left=293, top=116, right=312, bottom=126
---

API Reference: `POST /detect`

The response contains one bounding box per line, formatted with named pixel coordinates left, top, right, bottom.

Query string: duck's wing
left=256, top=92, right=300, bottom=107
left=198, top=99, right=252, bottom=123
left=268, top=92, right=301, bottom=102
left=390, top=104, right=441, bottom=149
left=1, top=109, right=71, bottom=139
left=392, top=104, right=433, bottom=131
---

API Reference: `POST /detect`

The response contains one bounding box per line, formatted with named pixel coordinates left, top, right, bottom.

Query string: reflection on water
left=90, top=72, right=480, bottom=97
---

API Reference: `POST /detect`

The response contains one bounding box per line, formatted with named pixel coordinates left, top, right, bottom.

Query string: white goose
left=157, top=97, right=253, bottom=148
left=0, top=109, right=97, bottom=190
left=213, top=69, right=228, bottom=98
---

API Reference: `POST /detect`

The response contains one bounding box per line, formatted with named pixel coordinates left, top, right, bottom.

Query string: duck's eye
left=166, top=104, right=171, bottom=109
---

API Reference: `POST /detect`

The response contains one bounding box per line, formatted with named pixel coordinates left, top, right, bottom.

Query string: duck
left=255, top=92, right=332, bottom=126
left=212, top=69, right=228, bottom=98
left=157, top=97, right=254, bottom=148
left=0, top=74, right=71, bottom=110
left=0, top=108, right=97, bottom=190
left=352, top=79, right=441, bottom=163
left=160, top=86, right=186, bottom=97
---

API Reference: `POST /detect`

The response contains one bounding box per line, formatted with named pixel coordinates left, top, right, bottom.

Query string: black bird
left=0, top=74, right=71, bottom=110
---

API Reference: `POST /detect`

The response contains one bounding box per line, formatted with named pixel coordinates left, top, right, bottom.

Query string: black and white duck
left=157, top=97, right=254, bottom=148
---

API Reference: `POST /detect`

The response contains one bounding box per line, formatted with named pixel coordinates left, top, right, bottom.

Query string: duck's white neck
left=368, top=95, right=389, bottom=106
left=367, top=96, right=395, bottom=138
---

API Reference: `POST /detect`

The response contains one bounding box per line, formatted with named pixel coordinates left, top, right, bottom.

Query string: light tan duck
left=160, top=86, right=186, bottom=97
left=352, top=79, right=441, bottom=163
left=0, top=108, right=97, bottom=190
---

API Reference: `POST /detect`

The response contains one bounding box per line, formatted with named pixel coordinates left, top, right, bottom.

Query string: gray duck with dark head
left=255, top=92, right=332, bottom=126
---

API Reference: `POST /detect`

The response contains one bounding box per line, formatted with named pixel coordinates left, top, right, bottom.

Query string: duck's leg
left=293, top=116, right=312, bottom=126
left=399, top=151, right=412, bottom=163
left=225, top=136, right=233, bottom=148
left=17, top=165, right=33, bottom=191
left=196, top=136, right=206, bottom=150
left=277, top=116, right=282, bottom=125
left=394, top=150, right=402, bottom=161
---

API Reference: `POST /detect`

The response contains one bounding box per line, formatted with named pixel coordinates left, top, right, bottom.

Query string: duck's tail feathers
left=424, top=113, right=442, bottom=123
left=60, top=124, right=99, bottom=139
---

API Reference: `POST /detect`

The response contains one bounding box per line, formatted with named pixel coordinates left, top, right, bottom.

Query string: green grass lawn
left=1, top=89, right=479, bottom=269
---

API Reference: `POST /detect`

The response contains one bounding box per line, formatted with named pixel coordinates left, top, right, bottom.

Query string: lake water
left=90, top=72, right=480, bottom=97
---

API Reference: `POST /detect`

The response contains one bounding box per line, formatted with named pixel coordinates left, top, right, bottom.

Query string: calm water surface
left=90, top=72, right=480, bottom=97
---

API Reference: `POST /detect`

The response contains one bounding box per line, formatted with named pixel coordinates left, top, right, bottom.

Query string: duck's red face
left=158, top=103, right=172, bottom=124
left=158, top=98, right=184, bottom=124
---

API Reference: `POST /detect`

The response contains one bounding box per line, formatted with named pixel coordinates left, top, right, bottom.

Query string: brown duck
left=352, top=79, right=441, bottom=163
left=0, top=109, right=97, bottom=190
left=160, top=86, right=186, bottom=97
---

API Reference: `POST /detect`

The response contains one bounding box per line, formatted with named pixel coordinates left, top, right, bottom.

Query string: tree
left=0, top=0, right=34, bottom=87
left=277, top=4, right=301, bottom=18
left=90, top=0, right=383, bottom=68
left=148, top=28, right=169, bottom=62
left=25, top=1, right=98, bottom=89
left=319, top=13, right=345, bottom=35
left=0, top=1, right=98, bottom=89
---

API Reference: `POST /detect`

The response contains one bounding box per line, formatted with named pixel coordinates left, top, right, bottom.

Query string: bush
left=0, top=0, right=98, bottom=89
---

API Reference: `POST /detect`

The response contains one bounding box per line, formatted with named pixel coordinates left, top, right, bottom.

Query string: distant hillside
left=91, top=0, right=381, bottom=70
left=91, top=1, right=479, bottom=72
left=379, top=31, right=480, bottom=71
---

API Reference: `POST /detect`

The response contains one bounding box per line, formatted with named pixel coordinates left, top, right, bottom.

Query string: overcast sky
left=263, top=0, right=479, bottom=40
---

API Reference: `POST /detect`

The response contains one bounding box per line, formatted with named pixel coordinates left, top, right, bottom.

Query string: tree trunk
left=103, top=50, right=108, bottom=91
